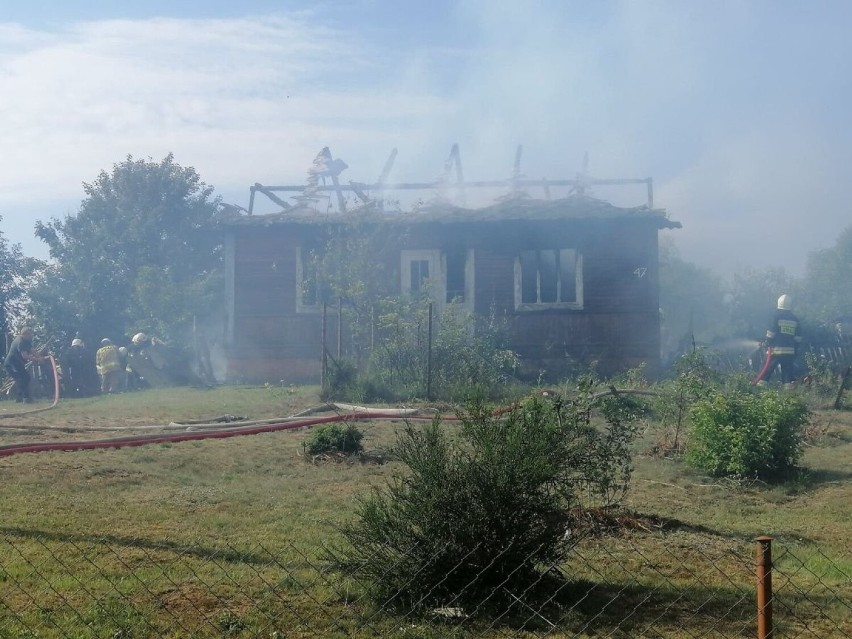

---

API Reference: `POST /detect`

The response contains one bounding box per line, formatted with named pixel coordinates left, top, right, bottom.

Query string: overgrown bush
left=336, top=388, right=640, bottom=611
left=650, top=349, right=721, bottom=455
left=335, top=299, right=520, bottom=402
left=686, top=390, right=810, bottom=480
left=303, top=423, right=364, bottom=456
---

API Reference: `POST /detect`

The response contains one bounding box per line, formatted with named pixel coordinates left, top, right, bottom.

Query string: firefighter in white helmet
left=95, top=338, right=123, bottom=394
left=755, top=294, right=802, bottom=386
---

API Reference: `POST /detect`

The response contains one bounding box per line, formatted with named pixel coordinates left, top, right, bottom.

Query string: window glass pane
left=301, top=248, right=318, bottom=305
left=520, top=251, right=537, bottom=303
left=559, top=249, right=577, bottom=302
left=410, top=260, right=429, bottom=294
left=539, top=250, right=558, bottom=303
left=445, top=250, right=466, bottom=303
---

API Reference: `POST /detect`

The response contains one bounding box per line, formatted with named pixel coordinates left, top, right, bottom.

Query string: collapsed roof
left=216, top=145, right=681, bottom=230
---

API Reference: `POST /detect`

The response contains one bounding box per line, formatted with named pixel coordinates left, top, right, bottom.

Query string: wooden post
left=756, top=536, right=773, bottom=639
left=834, top=366, right=851, bottom=409
left=426, top=302, right=433, bottom=401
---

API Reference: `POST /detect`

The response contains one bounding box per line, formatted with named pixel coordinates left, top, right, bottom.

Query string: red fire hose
left=752, top=346, right=773, bottom=385
left=0, top=410, right=440, bottom=458
left=0, top=388, right=637, bottom=459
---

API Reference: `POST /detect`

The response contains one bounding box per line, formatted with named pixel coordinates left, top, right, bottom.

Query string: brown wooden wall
left=455, top=219, right=661, bottom=377
left=227, top=227, right=335, bottom=383
left=225, top=218, right=663, bottom=383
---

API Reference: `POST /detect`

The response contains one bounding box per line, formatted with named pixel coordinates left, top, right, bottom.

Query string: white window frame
left=401, top=249, right=443, bottom=301
left=401, top=249, right=475, bottom=314
left=442, top=249, right=475, bottom=314
left=514, top=249, right=584, bottom=311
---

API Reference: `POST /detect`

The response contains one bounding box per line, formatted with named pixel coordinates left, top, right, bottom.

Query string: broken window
left=401, top=249, right=475, bottom=312
left=445, top=248, right=467, bottom=303
left=516, top=249, right=583, bottom=310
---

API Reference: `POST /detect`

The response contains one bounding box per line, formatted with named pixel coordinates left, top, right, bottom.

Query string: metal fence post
left=756, top=536, right=773, bottom=639
left=337, top=297, right=343, bottom=359
left=321, top=303, right=328, bottom=394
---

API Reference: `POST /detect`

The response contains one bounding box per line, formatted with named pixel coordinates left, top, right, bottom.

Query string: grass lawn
left=1, top=385, right=850, bottom=637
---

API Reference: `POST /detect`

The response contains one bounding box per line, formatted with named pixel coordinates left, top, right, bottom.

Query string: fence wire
left=0, top=529, right=849, bottom=638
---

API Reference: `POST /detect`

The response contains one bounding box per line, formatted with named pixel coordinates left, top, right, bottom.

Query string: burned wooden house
left=219, top=147, right=680, bottom=383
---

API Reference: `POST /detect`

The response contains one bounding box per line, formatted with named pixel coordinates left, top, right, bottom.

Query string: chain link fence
left=1, top=526, right=849, bottom=638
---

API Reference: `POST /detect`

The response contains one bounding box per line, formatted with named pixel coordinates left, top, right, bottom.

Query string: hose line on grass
left=0, top=389, right=648, bottom=458
left=0, top=410, right=438, bottom=457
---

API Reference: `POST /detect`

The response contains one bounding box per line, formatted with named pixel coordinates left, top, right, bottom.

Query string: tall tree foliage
left=801, top=225, right=852, bottom=325
left=32, top=154, right=222, bottom=343
left=0, top=217, right=43, bottom=337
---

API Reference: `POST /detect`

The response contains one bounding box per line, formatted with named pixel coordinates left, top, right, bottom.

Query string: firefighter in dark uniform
left=61, top=337, right=88, bottom=397
left=4, top=327, right=47, bottom=403
left=756, top=294, right=802, bottom=386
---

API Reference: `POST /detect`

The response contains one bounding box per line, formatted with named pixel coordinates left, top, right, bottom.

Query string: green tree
left=801, top=225, right=852, bottom=325
left=32, top=154, right=222, bottom=343
left=307, top=218, right=397, bottom=366
left=0, top=216, right=44, bottom=337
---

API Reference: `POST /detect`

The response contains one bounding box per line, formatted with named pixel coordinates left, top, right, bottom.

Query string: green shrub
left=356, top=299, right=519, bottom=402
left=686, top=390, right=810, bottom=480
left=651, top=349, right=722, bottom=454
left=335, top=389, right=640, bottom=611
left=303, top=423, right=364, bottom=456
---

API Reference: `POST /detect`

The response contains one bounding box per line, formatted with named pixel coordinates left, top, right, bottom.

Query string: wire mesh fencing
left=1, top=527, right=849, bottom=638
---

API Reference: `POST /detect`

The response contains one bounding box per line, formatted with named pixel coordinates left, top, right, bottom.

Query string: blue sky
left=1, top=0, right=850, bottom=276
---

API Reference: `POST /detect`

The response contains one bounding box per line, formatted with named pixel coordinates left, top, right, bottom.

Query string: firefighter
left=117, top=346, right=129, bottom=392
left=95, top=338, right=123, bottom=394
left=4, top=327, right=47, bottom=403
left=61, top=337, right=88, bottom=397
left=755, top=294, right=802, bottom=386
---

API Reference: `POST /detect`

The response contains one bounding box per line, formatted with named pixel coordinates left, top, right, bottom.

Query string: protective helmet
left=118, top=346, right=128, bottom=356
left=71, top=338, right=83, bottom=347
left=101, top=338, right=112, bottom=346
left=132, top=332, right=148, bottom=345
left=777, top=294, right=792, bottom=311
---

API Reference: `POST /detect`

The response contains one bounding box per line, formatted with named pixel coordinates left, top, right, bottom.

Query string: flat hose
left=0, top=387, right=642, bottom=458
left=0, top=411, right=436, bottom=457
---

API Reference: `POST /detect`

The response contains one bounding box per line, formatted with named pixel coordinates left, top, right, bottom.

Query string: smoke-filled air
left=1, top=4, right=851, bottom=637
left=0, top=0, right=850, bottom=378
